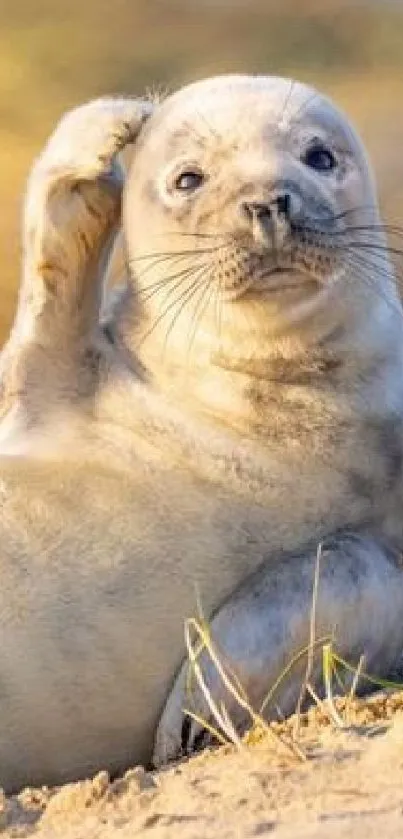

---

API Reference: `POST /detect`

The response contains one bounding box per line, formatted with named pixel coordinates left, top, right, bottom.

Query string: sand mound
left=1, top=692, right=403, bottom=839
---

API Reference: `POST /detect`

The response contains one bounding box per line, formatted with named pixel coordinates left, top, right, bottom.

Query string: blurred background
left=1, top=0, right=403, bottom=341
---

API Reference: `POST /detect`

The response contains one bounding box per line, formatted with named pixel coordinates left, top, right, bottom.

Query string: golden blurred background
left=1, top=0, right=403, bottom=342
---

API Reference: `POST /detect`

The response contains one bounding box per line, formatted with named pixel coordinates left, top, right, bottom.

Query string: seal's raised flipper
left=0, top=98, right=152, bottom=420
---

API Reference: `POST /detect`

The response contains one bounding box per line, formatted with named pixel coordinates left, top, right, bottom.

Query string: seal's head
left=123, top=76, right=396, bottom=379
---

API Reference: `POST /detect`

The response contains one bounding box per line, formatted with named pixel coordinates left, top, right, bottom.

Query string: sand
left=1, top=691, right=403, bottom=838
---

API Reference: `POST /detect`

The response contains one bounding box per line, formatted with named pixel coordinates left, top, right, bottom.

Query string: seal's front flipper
left=154, top=533, right=403, bottom=765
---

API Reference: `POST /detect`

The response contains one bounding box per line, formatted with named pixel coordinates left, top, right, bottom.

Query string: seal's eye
left=303, top=144, right=336, bottom=173
left=174, top=171, right=204, bottom=192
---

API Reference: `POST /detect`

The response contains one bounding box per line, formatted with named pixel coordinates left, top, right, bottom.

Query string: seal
left=0, top=76, right=403, bottom=792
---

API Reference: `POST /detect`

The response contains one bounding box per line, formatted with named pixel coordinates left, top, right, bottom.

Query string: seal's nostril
left=242, top=202, right=272, bottom=221
left=276, top=193, right=291, bottom=218
left=242, top=195, right=291, bottom=224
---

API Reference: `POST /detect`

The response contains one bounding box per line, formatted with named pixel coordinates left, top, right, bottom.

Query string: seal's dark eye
left=303, top=144, right=336, bottom=173
left=174, top=171, right=204, bottom=192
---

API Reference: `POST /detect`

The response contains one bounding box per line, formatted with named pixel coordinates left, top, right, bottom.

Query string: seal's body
left=0, top=77, right=403, bottom=791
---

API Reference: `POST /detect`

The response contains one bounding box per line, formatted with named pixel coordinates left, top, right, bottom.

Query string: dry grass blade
left=322, top=643, right=348, bottom=728
left=343, top=653, right=366, bottom=724
left=182, top=709, right=228, bottom=748
left=184, top=617, right=244, bottom=748
left=259, top=634, right=332, bottom=716
left=293, top=543, right=322, bottom=738
left=183, top=615, right=307, bottom=762
left=330, top=651, right=403, bottom=691
left=349, top=654, right=366, bottom=700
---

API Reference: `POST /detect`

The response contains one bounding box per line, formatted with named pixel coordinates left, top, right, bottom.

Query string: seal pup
left=0, top=76, right=402, bottom=790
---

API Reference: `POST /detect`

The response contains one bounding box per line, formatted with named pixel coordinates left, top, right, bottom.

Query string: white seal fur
left=0, top=77, right=402, bottom=790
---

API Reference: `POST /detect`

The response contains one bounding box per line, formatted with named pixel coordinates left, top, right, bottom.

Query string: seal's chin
left=220, top=268, right=320, bottom=303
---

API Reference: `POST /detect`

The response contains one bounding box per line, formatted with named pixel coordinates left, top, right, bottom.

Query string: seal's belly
left=0, top=446, right=392, bottom=789
left=0, top=444, right=379, bottom=632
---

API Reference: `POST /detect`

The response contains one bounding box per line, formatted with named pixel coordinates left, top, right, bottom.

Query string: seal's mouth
left=213, top=228, right=341, bottom=303
left=219, top=266, right=318, bottom=303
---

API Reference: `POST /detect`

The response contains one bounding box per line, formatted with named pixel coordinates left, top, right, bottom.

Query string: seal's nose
left=242, top=193, right=291, bottom=223
left=241, top=192, right=292, bottom=249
